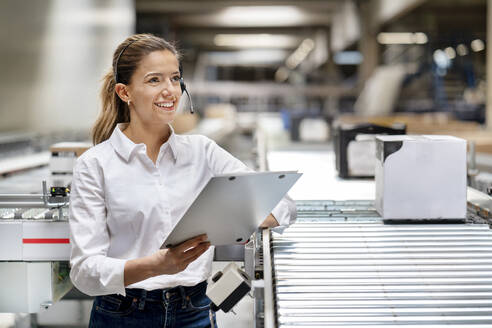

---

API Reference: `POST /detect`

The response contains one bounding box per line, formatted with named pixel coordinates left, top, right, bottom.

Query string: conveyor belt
left=272, top=200, right=492, bottom=327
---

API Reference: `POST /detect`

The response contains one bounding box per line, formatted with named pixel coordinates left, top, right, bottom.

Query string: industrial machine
left=3, top=128, right=492, bottom=328
left=0, top=182, right=71, bottom=313
left=4, top=188, right=492, bottom=325
left=207, top=262, right=251, bottom=313
left=333, top=123, right=406, bottom=179
left=0, top=142, right=89, bottom=313
left=250, top=192, right=492, bottom=327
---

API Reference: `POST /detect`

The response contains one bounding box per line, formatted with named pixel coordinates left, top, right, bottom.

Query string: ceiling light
left=218, top=6, right=306, bottom=27
left=471, top=39, right=485, bottom=52
left=456, top=44, right=468, bottom=56
left=286, top=38, right=315, bottom=69
left=444, top=47, right=456, bottom=59
left=207, top=50, right=288, bottom=65
left=433, top=49, right=450, bottom=69
left=334, top=51, right=363, bottom=65
left=275, top=67, right=290, bottom=82
left=414, top=33, right=428, bottom=44
left=213, top=34, right=299, bottom=48
left=300, top=39, right=315, bottom=52
left=377, top=32, right=428, bottom=45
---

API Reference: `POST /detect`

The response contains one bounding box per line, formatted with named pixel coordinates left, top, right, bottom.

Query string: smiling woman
left=115, top=49, right=182, bottom=156
left=92, top=34, right=181, bottom=150
left=68, top=33, right=297, bottom=328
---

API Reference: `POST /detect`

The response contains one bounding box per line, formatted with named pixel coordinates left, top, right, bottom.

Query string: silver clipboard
left=162, top=171, right=301, bottom=247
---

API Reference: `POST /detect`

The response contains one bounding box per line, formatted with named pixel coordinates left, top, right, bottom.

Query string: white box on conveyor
left=375, top=135, right=467, bottom=219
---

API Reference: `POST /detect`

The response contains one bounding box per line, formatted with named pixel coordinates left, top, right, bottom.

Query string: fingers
left=164, top=235, right=210, bottom=274
left=173, top=234, right=208, bottom=252
left=168, top=241, right=210, bottom=273
left=182, top=241, right=210, bottom=261
left=183, top=249, right=208, bottom=266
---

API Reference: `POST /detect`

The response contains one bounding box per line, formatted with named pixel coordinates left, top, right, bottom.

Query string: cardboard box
left=375, top=135, right=467, bottom=219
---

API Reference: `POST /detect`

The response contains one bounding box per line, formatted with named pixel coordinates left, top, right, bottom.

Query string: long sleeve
left=69, top=158, right=127, bottom=296
left=204, top=137, right=296, bottom=228
left=271, top=194, right=297, bottom=227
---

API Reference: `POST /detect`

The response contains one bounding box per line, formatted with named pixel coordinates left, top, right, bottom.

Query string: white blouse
left=69, top=124, right=296, bottom=296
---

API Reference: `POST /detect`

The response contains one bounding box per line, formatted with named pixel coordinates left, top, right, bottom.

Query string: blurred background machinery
left=2, top=0, right=492, bottom=327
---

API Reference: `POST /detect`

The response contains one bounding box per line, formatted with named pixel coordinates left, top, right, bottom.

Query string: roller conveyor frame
left=255, top=190, right=492, bottom=328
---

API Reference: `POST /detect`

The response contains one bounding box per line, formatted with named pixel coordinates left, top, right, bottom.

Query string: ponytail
left=91, top=71, right=129, bottom=145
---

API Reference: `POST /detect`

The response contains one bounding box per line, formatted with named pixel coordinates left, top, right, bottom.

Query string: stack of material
left=336, top=113, right=492, bottom=154
left=336, top=113, right=479, bottom=134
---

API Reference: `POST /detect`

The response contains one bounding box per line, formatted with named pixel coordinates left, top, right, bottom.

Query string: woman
left=69, top=34, right=296, bottom=328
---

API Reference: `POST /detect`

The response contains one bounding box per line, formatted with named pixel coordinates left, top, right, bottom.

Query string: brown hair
left=91, top=34, right=180, bottom=145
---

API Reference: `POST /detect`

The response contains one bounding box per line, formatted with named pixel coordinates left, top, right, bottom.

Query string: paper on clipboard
left=161, top=171, right=301, bottom=247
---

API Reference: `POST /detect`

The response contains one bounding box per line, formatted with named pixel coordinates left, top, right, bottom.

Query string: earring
left=127, top=100, right=131, bottom=106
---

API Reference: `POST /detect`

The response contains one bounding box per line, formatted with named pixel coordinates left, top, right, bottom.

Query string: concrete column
left=0, top=0, right=134, bottom=133
left=487, top=0, right=492, bottom=128
left=358, top=0, right=379, bottom=87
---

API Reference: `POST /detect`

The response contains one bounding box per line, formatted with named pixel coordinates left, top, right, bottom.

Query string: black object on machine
left=334, top=123, right=406, bottom=179
left=50, top=187, right=69, bottom=197
left=206, top=263, right=251, bottom=313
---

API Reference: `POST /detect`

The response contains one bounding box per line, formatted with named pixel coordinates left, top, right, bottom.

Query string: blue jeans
left=89, top=281, right=217, bottom=328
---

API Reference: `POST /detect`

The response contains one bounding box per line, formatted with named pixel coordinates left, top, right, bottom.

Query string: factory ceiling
left=135, top=0, right=339, bottom=52
left=134, top=0, right=486, bottom=75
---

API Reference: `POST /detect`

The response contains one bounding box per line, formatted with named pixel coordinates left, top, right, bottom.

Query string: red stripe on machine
left=22, top=238, right=70, bottom=244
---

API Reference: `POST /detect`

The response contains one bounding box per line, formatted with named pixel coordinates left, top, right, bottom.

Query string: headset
left=179, top=64, right=195, bottom=114
left=115, top=41, right=194, bottom=114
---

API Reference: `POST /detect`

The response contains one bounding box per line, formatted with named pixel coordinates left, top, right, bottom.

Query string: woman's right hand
left=124, top=234, right=210, bottom=286
left=150, top=234, right=211, bottom=275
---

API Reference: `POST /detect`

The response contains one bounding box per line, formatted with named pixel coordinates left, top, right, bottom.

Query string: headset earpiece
left=180, top=78, right=187, bottom=93
left=178, top=63, right=194, bottom=114
left=179, top=64, right=186, bottom=92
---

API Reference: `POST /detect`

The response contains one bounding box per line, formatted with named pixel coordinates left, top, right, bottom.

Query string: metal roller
left=269, top=200, right=492, bottom=327
left=276, top=277, right=492, bottom=286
